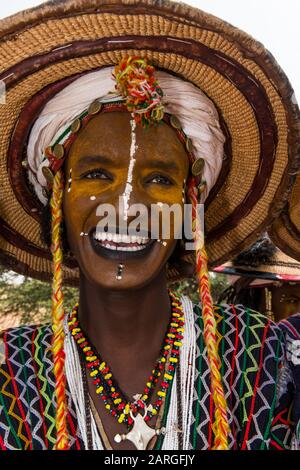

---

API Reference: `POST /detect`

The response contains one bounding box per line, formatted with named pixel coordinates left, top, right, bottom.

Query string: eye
left=147, top=174, right=173, bottom=186
left=81, top=169, right=112, bottom=180
left=285, top=296, right=300, bottom=304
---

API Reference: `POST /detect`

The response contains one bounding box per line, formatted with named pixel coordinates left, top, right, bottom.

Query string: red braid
left=188, top=178, right=230, bottom=449
left=50, top=169, right=69, bottom=450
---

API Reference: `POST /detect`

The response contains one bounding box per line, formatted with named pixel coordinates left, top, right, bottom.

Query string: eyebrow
left=76, top=155, right=116, bottom=170
left=145, top=159, right=180, bottom=173
left=76, top=155, right=180, bottom=173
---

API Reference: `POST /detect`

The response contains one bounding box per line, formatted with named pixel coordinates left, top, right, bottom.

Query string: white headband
left=27, top=67, right=225, bottom=205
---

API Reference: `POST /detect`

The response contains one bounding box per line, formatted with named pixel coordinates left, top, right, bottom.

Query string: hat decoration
left=114, top=56, right=164, bottom=126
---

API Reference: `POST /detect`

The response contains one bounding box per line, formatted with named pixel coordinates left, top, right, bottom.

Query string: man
left=215, top=236, right=300, bottom=322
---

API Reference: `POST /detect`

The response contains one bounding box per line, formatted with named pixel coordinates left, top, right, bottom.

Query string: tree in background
left=0, top=266, right=229, bottom=328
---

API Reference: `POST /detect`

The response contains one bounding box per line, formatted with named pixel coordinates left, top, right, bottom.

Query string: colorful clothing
left=0, top=301, right=297, bottom=450
left=278, top=313, right=300, bottom=449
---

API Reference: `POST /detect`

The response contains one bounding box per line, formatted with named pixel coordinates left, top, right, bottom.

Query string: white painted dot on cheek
left=67, top=168, right=72, bottom=193
left=156, top=239, right=167, bottom=247
left=90, top=196, right=96, bottom=201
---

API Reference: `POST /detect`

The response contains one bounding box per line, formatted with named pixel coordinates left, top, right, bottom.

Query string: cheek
left=63, top=185, right=96, bottom=244
left=151, top=188, right=185, bottom=240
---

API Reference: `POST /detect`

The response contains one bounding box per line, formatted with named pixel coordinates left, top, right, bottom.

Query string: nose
left=98, top=174, right=151, bottom=236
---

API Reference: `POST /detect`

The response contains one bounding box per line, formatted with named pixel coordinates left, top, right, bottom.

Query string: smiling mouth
left=89, top=230, right=157, bottom=259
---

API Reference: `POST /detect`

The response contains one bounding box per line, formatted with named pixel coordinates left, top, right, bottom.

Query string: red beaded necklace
left=68, top=290, right=184, bottom=429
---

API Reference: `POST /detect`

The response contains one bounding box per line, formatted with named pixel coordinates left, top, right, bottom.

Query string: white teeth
left=93, top=232, right=150, bottom=245
left=101, top=242, right=147, bottom=252
left=105, top=243, right=117, bottom=250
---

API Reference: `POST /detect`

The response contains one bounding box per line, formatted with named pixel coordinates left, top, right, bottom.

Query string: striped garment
left=0, top=302, right=298, bottom=450
left=277, top=313, right=300, bottom=449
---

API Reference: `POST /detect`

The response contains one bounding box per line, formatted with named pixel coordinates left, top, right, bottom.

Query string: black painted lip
left=89, top=231, right=157, bottom=261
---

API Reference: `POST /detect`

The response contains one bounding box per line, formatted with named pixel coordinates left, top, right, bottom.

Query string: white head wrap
left=27, top=67, right=225, bottom=205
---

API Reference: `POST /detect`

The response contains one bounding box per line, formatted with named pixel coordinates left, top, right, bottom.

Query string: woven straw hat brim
left=0, top=0, right=300, bottom=285
left=269, top=174, right=300, bottom=262
left=214, top=248, right=300, bottom=282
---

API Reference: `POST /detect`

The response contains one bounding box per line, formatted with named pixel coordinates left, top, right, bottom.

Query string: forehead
left=67, top=111, right=190, bottom=171
left=275, top=284, right=300, bottom=295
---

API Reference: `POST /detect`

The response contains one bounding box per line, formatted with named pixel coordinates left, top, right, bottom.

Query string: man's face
left=271, top=284, right=300, bottom=321
left=63, top=111, right=189, bottom=290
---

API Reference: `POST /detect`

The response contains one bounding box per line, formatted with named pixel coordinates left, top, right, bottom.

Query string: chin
left=74, top=232, right=173, bottom=291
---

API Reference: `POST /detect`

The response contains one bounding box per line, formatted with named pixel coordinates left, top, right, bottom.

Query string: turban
left=27, top=67, right=225, bottom=205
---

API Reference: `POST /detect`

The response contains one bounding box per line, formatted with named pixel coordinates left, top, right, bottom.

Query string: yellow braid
left=50, top=169, right=69, bottom=450
left=188, top=182, right=230, bottom=450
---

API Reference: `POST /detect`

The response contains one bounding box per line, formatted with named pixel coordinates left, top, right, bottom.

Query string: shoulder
left=278, top=313, right=300, bottom=341
left=190, top=300, right=285, bottom=370
left=277, top=314, right=300, bottom=379
left=192, top=300, right=283, bottom=342
left=0, top=323, right=52, bottom=370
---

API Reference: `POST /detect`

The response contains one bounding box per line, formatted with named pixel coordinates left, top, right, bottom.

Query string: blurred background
left=0, top=0, right=299, bottom=328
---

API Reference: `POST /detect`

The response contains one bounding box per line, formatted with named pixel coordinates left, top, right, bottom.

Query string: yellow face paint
left=63, top=111, right=189, bottom=290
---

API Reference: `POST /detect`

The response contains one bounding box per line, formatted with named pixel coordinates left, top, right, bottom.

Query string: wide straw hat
left=0, top=0, right=300, bottom=285
left=214, top=247, right=300, bottom=283
left=269, top=174, right=300, bottom=263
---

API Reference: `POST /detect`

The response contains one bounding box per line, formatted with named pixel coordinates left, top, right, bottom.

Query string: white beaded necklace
left=63, top=295, right=196, bottom=450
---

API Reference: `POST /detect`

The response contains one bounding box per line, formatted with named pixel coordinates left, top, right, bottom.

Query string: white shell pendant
left=114, top=405, right=165, bottom=450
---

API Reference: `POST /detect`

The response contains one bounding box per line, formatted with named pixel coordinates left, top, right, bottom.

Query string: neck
left=78, top=271, right=172, bottom=369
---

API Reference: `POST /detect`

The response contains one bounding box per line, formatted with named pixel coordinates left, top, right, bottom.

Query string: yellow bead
left=105, top=404, right=111, bottom=410
left=104, top=373, right=112, bottom=380
left=178, top=328, right=184, bottom=332
left=111, top=387, right=116, bottom=392
left=171, top=323, right=178, bottom=327
left=174, top=341, right=182, bottom=347
left=114, top=399, right=122, bottom=405
left=152, top=409, right=157, bottom=415
left=164, top=373, right=173, bottom=381
left=90, top=370, right=98, bottom=377
left=96, top=387, right=103, bottom=394
left=87, top=355, right=97, bottom=362
left=173, top=313, right=180, bottom=317
left=158, top=391, right=166, bottom=397
left=146, top=382, right=151, bottom=388
left=77, top=338, right=85, bottom=344
left=161, top=357, right=166, bottom=363
left=99, top=362, right=106, bottom=371
left=164, top=345, right=171, bottom=350
left=142, top=395, right=148, bottom=401
left=118, top=414, right=125, bottom=423
left=178, top=316, right=184, bottom=321
left=83, top=347, right=91, bottom=352
left=125, top=404, right=130, bottom=415
left=167, top=333, right=175, bottom=338
left=170, top=358, right=178, bottom=363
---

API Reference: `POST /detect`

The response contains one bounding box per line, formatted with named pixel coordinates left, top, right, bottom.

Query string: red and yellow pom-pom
left=114, top=56, right=164, bottom=126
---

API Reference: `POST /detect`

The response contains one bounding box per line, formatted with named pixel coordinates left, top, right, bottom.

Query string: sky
left=0, top=0, right=299, bottom=99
